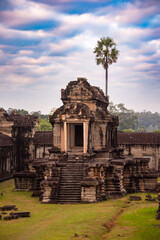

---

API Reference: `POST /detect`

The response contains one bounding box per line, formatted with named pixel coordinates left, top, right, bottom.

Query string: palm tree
left=93, top=37, right=119, bottom=96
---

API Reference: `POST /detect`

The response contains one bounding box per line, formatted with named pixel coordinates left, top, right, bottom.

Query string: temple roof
left=11, top=114, right=38, bottom=127
left=50, top=101, right=118, bottom=124
left=50, top=78, right=118, bottom=126
left=34, top=131, right=53, bottom=145
left=0, top=132, right=13, bottom=147
left=118, top=131, right=160, bottom=145
left=61, top=77, right=108, bottom=105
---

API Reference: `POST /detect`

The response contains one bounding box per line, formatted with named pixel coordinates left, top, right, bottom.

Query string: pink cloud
left=97, top=2, right=159, bottom=25
left=0, top=0, right=57, bottom=26
left=114, top=4, right=157, bottom=24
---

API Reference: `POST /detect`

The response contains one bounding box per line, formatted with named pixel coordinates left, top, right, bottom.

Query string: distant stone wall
left=123, top=145, right=160, bottom=170
left=34, top=131, right=53, bottom=159
left=118, top=132, right=160, bottom=171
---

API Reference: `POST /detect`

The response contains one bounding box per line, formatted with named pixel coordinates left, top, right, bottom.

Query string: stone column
left=64, top=121, right=67, bottom=152
left=83, top=122, right=89, bottom=153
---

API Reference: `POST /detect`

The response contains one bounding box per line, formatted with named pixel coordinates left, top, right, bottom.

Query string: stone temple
left=13, top=78, right=157, bottom=203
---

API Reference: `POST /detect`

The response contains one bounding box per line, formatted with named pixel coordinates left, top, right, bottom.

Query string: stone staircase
left=58, top=162, right=84, bottom=203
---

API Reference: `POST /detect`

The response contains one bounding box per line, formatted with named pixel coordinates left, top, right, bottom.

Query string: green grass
left=102, top=194, right=160, bottom=240
left=0, top=180, right=160, bottom=240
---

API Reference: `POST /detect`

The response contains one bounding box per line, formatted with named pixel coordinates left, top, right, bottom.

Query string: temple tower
left=49, top=77, right=118, bottom=158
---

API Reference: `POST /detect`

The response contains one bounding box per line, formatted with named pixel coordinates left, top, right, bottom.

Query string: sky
left=0, top=0, right=160, bottom=114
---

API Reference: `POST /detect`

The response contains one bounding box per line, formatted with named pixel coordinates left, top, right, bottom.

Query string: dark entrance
left=75, top=124, right=83, bottom=147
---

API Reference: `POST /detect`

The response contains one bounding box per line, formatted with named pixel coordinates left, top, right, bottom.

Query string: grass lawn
left=0, top=180, right=160, bottom=240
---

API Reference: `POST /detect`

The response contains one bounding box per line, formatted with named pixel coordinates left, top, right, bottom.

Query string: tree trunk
left=105, top=59, right=108, bottom=96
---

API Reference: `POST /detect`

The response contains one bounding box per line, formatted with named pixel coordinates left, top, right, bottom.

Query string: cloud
left=0, top=73, right=34, bottom=88
left=101, top=3, right=158, bottom=25
left=0, top=0, right=59, bottom=27
left=0, top=0, right=160, bottom=113
left=0, top=24, right=51, bottom=39
left=18, top=50, right=34, bottom=55
left=9, top=55, right=50, bottom=65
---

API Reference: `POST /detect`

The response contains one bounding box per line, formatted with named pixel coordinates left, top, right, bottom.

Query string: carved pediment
left=50, top=102, right=94, bottom=122
left=61, top=77, right=108, bottom=104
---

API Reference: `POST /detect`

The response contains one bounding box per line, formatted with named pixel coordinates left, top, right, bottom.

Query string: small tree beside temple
left=94, top=37, right=119, bottom=96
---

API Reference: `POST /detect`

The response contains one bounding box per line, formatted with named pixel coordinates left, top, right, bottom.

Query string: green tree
left=137, top=111, right=160, bottom=131
left=109, top=102, right=138, bottom=131
left=7, top=108, right=29, bottom=115
left=38, top=117, right=52, bottom=131
left=17, top=109, right=29, bottom=115
left=93, top=37, right=119, bottom=96
left=30, top=111, right=41, bottom=116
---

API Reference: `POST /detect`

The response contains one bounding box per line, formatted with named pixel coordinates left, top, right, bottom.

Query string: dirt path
left=101, top=201, right=132, bottom=239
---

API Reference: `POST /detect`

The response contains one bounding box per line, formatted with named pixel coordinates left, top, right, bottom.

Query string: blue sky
left=0, top=0, right=160, bottom=114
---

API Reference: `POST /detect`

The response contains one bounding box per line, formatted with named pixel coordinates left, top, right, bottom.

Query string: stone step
left=62, top=164, right=84, bottom=167
left=60, top=182, right=81, bottom=185
left=59, top=192, right=81, bottom=195
left=61, top=170, right=83, bottom=172
left=59, top=185, right=81, bottom=188
left=59, top=188, right=81, bottom=190
left=61, top=172, right=83, bottom=174
left=61, top=175, right=83, bottom=177
left=58, top=163, right=84, bottom=203
left=59, top=188, right=81, bottom=191
left=60, top=179, right=82, bottom=182
left=58, top=200, right=81, bottom=203
left=61, top=171, right=83, bottom=173
left=59, top=193, right=81, bottom=196
left=59, top=188, right=80, bottom=190
left=61, top=166, right=83, bottom=168
left=60, top=180, right=82, bottom=183
left=61, top=176, right=83, bottom=179
left=59, top=194, right=81, bottom=197
left=62, top=167, right=83, bottom=168
left=59, top=196, right=81, bottom=200
left=60, top=178, right=82, bottom=180
left=59, top=188, right=79, bottom=191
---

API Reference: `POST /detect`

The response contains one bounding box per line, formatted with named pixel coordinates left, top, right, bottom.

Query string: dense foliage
left=6, top=108, right=52, bottom=131
left=38, top=117, right=52, bottom=131
left=108, top=102, right=160, bottom=132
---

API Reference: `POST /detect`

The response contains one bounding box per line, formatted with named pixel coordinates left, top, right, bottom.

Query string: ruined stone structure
left=0, top=132, right=15, bottom=181
left=0, top=108, right=38, bottom=181
left=34, top=131, right=53, bottom=159
left=13, top=78, right=158, bottom=203
left=118, top=132, right=160, bottom=171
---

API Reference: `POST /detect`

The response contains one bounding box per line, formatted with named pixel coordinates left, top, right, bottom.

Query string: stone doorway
left=75, top=124, right=83, bottom=147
